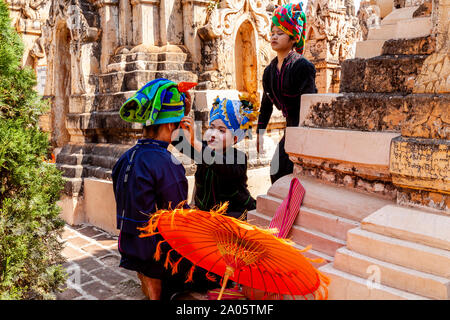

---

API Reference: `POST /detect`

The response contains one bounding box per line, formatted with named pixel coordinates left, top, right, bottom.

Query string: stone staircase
left=356, top=5, right=432, bottom=59
left=100, top=46, right=198, bottom=94
left=56, top=143, right=130, bottom=196
left=321, top=205, right=450, bottom=300
left=247, top=174, right=395, bottom=265
left=299, top=34, right=440, bottom=137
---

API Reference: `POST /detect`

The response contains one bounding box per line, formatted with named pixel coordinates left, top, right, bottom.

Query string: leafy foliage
left=0, top=0, right=66, bottom=299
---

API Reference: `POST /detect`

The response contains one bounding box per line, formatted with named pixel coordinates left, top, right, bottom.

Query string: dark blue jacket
left=112, top=138, right=188, bottom=260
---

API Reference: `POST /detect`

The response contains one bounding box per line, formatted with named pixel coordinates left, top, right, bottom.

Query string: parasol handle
left=217, top=266, right=235, bottom=300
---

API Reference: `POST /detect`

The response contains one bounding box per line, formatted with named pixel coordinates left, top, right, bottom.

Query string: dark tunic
left=172, top=134, right=256, bottom=219
left=112, top=138, right=219, bottom=299
left=257, top=51, right=317, bottom=183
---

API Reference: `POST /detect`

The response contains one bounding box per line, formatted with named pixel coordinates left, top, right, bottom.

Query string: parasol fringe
left=164, top=249, right=174, bottom=269
left=171, top=257, right=184, bottom=275
left=305, top=257, right=325, bottom=264
left=313, top=270, right=331, bottom=300
left=185, top=264, right=196, bottom=283
left=154, top=240, right=166, bottom=261
left=211, top=202, right=229, bottom=215
left=206, top=272, right=217, bottom=282
left=298, top=244, right=312, bottom=253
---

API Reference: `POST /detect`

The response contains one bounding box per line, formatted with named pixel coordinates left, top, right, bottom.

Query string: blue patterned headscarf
left=209, top=95, right=259, bottom=143
left=119, top=78, right=196, bottom=126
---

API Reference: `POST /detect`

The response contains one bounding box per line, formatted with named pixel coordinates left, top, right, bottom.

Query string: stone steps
left=380, top=6, right=420, bottom=26
left=267, top=175, right=394, bottom=222
left=355, top=5, right=432, bottom=59
left=256, top=194, right=359, bottom=241
left=320, top=263, right=430, bottom=300
left=247, top=210, right=334, bottom=266
left=98, top=70, right=198, bottom=93
left=291, top=243, right=334, bottom=266
left=62, top=177, right=84, bottom=196
left=346, top=228, right=450, bottom=279
left=362, top=205, right=450, bottom=251
left=382, top=36, right=436, bottom=56
left=299, top=92, right=449, bottom=133
left=57, top=163, right=113, bottom=181
left=110, top=51, right=190, bottom=64
left=66, top=111, right=141, bottom=134
left=340, top=54, right=428, bottom=94
left=57, top=152, right=120, bottom=170
left=248, top=210, right=346, bottom=257
left=107, top=61, right=194, bottom=73
left=334, top=247, right=450, bottom=300
left=367, top=17, right=431, bottom=41
left=355, top=40, right=386, bottom=59
left=57, top=164, right=85, bottom=178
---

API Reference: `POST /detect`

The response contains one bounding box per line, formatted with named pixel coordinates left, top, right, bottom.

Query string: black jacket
left=172, top=134, right=256, bottom=215
left=257, top=51, right=317, bottom=131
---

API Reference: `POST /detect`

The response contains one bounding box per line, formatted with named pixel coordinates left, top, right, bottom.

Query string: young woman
left=257, top=3, right=317, bottom=184
left=173, top=95, right=258, bottom=220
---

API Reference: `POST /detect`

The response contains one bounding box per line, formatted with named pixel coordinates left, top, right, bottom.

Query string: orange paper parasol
left=139, top=204, right=329, bottom=300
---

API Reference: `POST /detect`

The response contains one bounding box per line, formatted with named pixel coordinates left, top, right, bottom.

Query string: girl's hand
left=180, top=116, right=195, bottom=145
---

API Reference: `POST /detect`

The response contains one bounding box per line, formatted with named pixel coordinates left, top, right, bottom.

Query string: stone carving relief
left=414, top=0, right=450, bottom=94
left=199, top=0, right=272, bottom=41
left=198, top=0, right=279, bottom=90
left=7, top=0, right=46, bottom=30
left=45, top=0, right=101, bottom=95
left=358, top=1, right=381, bottom=40
left=29, top=35, right=46, bottom=60
left=305, top=0, right=361, bottom=62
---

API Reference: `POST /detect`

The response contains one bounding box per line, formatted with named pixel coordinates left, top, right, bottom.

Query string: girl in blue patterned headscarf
left=172, top=94, right=259, bottom=220
left=206, top=95, right=259, bottom=147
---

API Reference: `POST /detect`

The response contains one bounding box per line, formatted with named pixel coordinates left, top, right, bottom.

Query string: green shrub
left=0, top=0, right=66, bottom=299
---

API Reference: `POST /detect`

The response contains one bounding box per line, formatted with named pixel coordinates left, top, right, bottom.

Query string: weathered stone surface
left=304, top=0, right=362, bottom=93
left=293, top=163, right=398, bottom=199
left=390, top=136, right=449, bottom=194
left=340, top=55, right=428, bottom=93
left=400, top=98, right=450, bottom=140
left=413, top=0, right=450, bottom=94
left=397, top=188, right=449, bottom=213
left=382, top=35, right=436, bottom=55
left=413, top=0, right=433, bottom=18
left=301, top=93, right=449, bottom=139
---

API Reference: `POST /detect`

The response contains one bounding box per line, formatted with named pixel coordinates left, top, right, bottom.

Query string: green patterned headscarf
left=272, top=2, right=307, bottom=55
left=119, top=78, right=196, bottom=126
